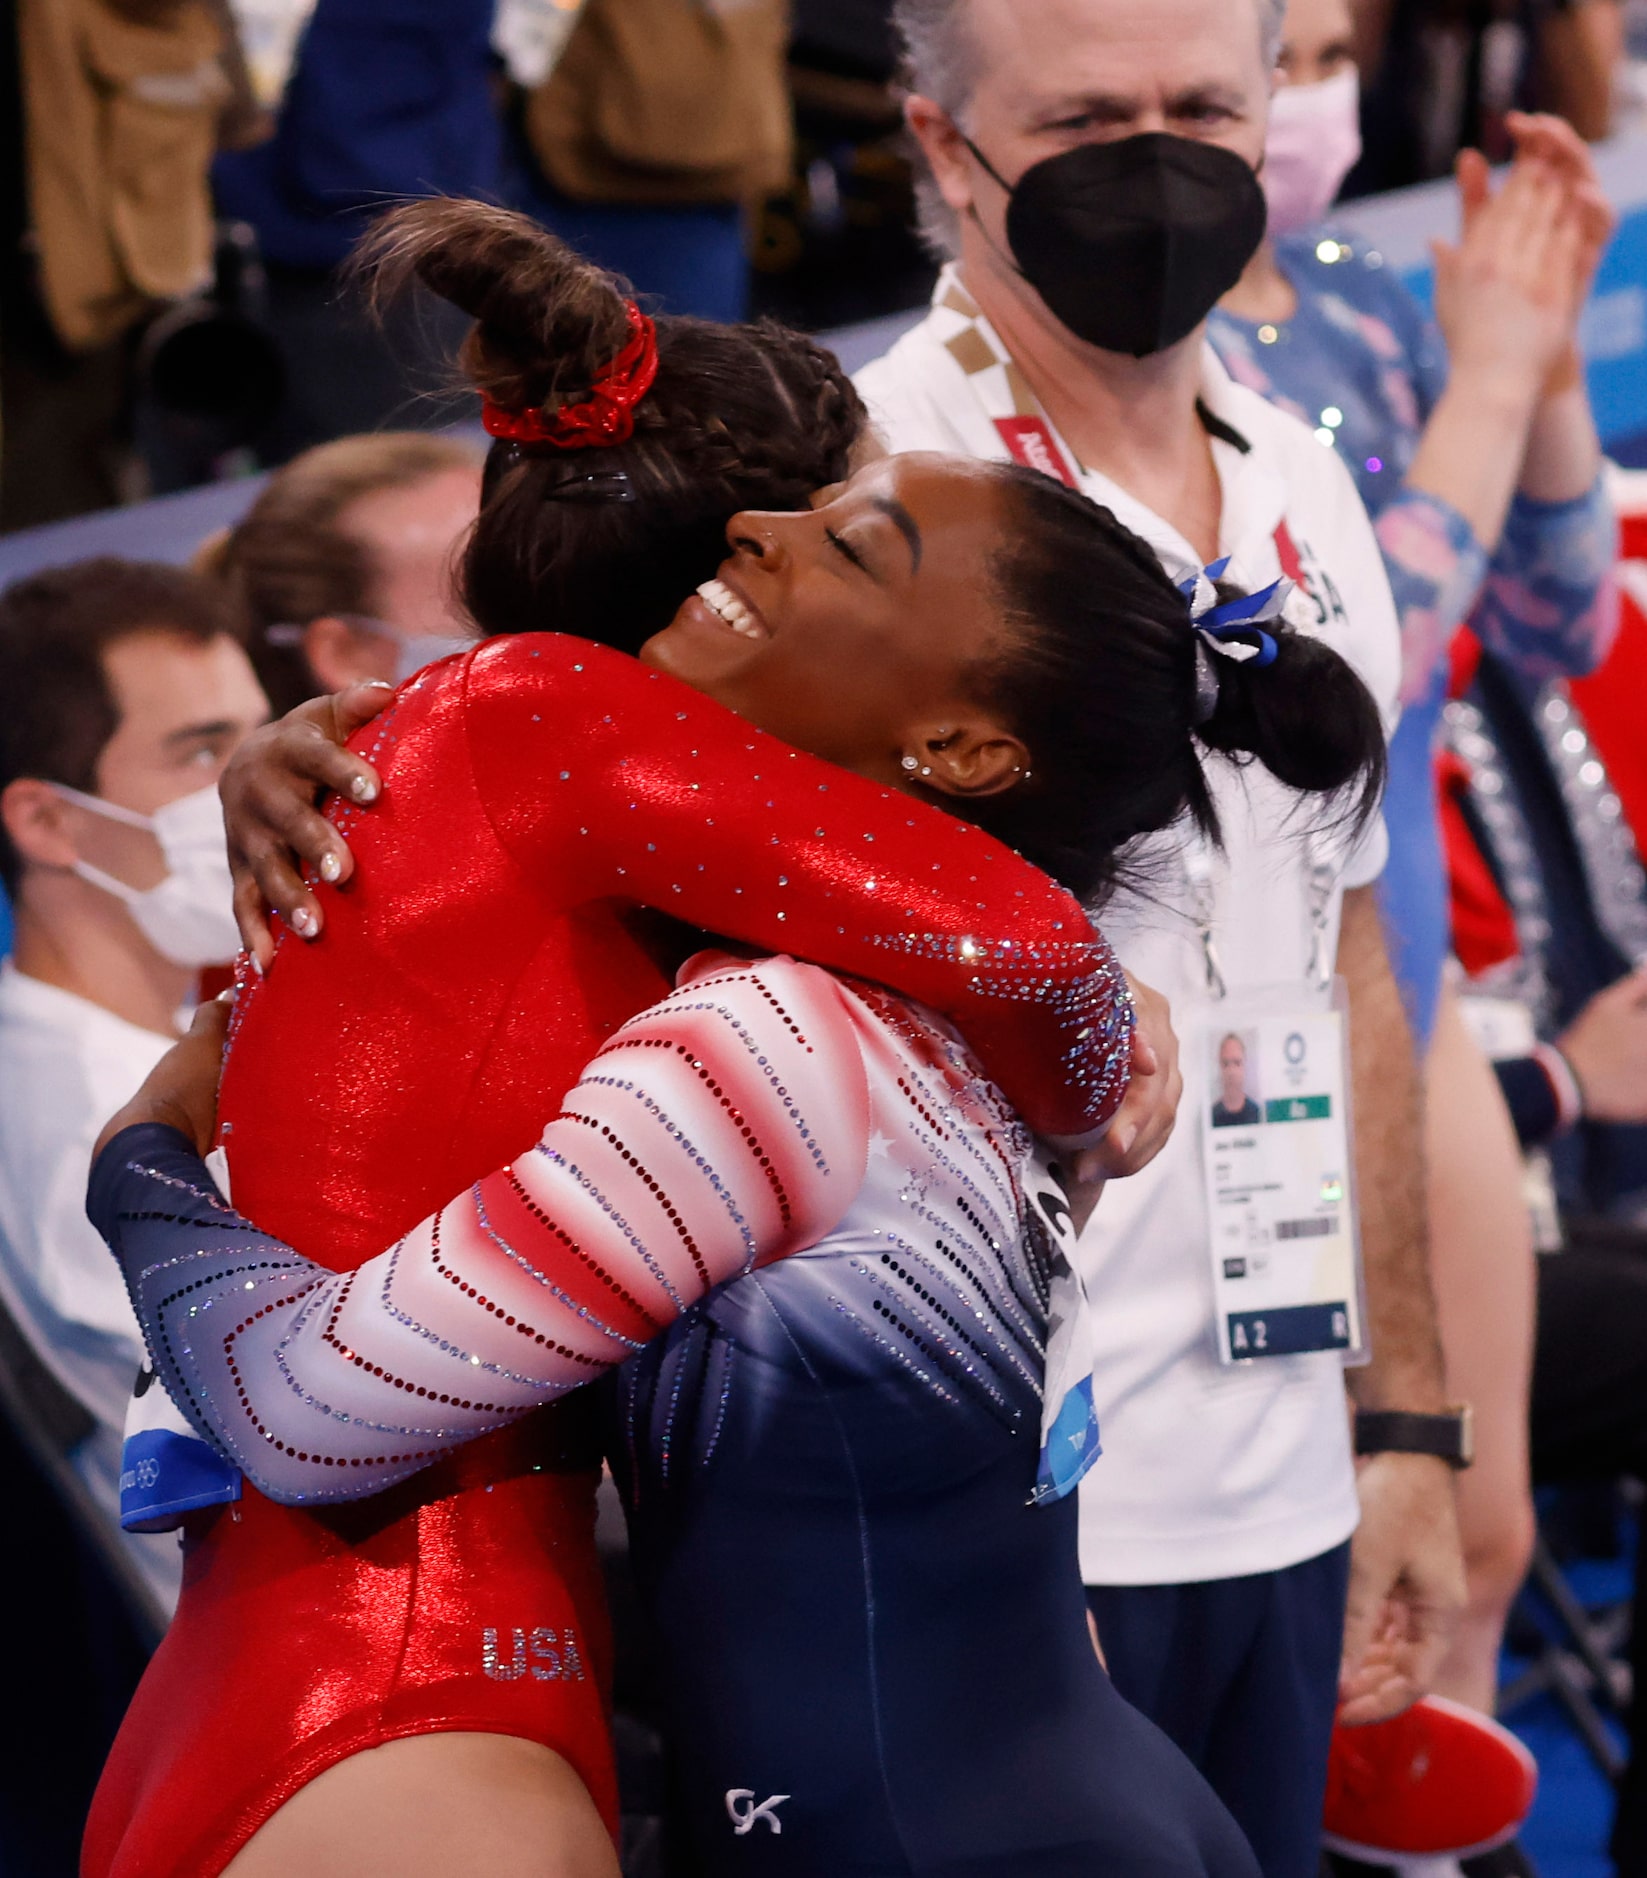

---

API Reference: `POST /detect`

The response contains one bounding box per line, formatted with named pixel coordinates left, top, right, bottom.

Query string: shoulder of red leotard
left=463, top=630, right=658, bottom=695
left=459, top=630, right=759, bottom=748
left=457, top=635, right=1092, bottom=955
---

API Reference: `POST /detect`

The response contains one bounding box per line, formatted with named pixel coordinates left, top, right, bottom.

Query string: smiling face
left=640, top=453, right=1032, bottom=803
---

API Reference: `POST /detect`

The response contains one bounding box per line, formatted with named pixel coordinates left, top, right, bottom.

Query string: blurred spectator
left=0, top=558, right=265, bottom=1620
left=225, top=0, right=316, bottom=107
left=1355, top=0, right=1628, bottom=193
left=1542, top=0, right=1631, bottom=133
left=201, top=432, right=481, bottom=716
left=0, top=0, right=253, bottom=530
left=212, top=0, right=501, bottom=457
left=505, top=0, right=792, bottom=321
left=1442, top=485, right=1647, bottom=1861
left=753, top=0, right=937, bottom=329
left=1215, top=0, right=1614, bottom=1833
left=1446, top=596, right=1647, bottom=1220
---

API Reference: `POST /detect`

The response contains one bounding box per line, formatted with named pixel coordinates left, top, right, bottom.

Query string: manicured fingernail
left=349, top=775, right=378, bottom=803
left=251, top=951, right=265, bottom=978
left=291, top=906, right=318, bottom=938
left=363, top=680, right=394, bottom=691
left=319, top=850, right=342, bottom=882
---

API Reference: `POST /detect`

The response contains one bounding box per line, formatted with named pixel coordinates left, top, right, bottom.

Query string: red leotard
left=85, top=635, right=1131, bottom=1878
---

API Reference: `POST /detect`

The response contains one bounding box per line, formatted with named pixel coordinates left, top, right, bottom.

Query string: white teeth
left=696, top=578, right=766, bottom=640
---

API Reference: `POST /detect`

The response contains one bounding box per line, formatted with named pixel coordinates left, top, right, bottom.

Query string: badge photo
left=1198, top=991, right=1368, bottom=1367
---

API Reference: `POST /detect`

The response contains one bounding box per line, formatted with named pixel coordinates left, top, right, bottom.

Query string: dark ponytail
left=349, top=200, right=867, bottom=654
left=1195, top=623, right=1387, bottom=802
left=963, top=464, right=1386, bottom=904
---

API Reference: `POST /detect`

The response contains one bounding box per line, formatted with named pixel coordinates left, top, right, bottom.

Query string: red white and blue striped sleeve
left=93, top=956, right=870, bottom=1505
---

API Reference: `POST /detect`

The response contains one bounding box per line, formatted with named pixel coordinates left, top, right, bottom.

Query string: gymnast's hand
left=220, top=683, right=394, bottom=971
left=95, top=995, right=232, bottom=1161
left=1072, top=972, right=1181, bottom=1184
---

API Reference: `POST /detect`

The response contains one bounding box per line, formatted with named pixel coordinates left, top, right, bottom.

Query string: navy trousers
left=1087, top=1543, right=1351, bottom=1878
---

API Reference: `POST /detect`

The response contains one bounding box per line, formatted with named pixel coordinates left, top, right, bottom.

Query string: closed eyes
left=827, top=527, right=869, bottom=571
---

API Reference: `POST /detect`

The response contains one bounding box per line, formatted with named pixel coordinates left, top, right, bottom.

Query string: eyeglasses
left=264, top=614, right=391, bottom=649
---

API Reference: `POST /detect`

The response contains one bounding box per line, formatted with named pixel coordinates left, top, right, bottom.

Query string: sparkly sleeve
left=89, top=956, right=870, bottom=1506
left=1365, top=263, right=1615, bottom=703
left=1372, top=489, right=1492, bottom=711
left=1375, top=479, right=1617, bottom=712
left=465, top=636, right=1133, bottom=1145
left=1472, top=477, right=1619, bottom=684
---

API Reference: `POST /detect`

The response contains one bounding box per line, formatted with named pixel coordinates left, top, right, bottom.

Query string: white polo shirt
left=857, top=268, right=1402, bottom=1585
left=0, top=960, right=182, bottom=1613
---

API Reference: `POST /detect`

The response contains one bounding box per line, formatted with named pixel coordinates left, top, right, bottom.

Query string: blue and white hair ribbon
left=1177, top=559, right=1293, bottom=724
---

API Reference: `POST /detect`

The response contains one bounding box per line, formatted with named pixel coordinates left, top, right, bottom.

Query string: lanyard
left=1304, top=845, right=1340, bottom=993
left=1180, top=834, right=1228, bottom=1000
left=1182, top=826, right=1341, bottom=1001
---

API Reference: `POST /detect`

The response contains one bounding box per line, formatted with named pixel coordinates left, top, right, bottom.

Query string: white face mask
left=53, top=782, right=242, bottom=968
left=1262, top=68, right=1363, bottom=239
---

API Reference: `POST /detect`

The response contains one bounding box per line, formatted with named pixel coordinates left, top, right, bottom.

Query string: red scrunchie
left=481, top=302, right=659, bottom=450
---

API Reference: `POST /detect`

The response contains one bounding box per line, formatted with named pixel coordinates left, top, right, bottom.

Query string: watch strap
left=1354, top=1407, right=1473, bottom=1469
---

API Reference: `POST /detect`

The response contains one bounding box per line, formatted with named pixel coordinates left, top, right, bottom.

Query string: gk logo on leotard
left=726, top=1789, right=789, bottom=1835
left=480, top=1626, right=586, bottom=1682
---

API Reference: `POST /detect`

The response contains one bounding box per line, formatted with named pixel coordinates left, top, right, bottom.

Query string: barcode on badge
left=1276, top=1217, right=1338, bottom=1241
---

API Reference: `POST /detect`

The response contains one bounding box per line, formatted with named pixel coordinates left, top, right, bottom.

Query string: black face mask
left=964, top=132, right=1268, bottom=358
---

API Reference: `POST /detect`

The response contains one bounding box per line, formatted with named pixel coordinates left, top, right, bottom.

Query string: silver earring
left=900, top=755, right=919, bottom=772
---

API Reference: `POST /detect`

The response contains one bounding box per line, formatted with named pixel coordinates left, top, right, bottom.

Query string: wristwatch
left=1353, top=1405, right=1474, bottom=1470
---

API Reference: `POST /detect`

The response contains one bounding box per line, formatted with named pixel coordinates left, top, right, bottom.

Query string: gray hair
left=892, top=0, right=983, bottom=257
left=893, top=0, right=1285, bottom=258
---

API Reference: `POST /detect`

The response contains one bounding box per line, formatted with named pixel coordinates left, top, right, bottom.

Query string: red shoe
left=1322, top=1696, right=1539, bottom=1861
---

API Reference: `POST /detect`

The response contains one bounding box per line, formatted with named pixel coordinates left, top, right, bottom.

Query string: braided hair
left=352, top=201, right=866, bottom=654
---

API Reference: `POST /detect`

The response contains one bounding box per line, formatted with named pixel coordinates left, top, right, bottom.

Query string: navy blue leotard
left=610, top=973, right=1260, bottom=1878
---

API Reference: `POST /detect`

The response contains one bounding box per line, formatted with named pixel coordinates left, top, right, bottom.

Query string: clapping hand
left=1434, top=112, right=1615, bottom=409
left=1501, top=112, right=1616, bottom=319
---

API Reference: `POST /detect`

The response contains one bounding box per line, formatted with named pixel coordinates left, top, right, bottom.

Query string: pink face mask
left=1262, top=68, right=1363, bottom=238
